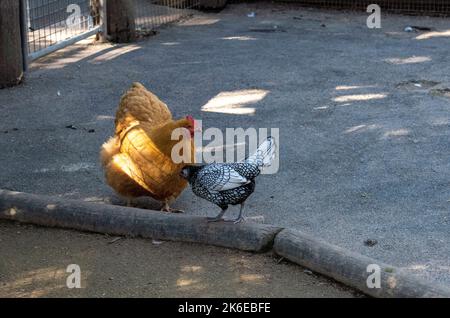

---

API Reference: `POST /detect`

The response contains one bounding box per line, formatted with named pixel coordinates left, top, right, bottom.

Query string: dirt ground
left=0, top=220, right=360, bottom=298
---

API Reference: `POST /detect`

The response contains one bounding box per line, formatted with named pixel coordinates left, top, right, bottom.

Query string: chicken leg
left=207, top=208, right=227, bottom=222
left=160, top=199, right=184, bottom=213
left=228, top=203, right=245, bottom=224
left=126, top=198, right=134, bottom=207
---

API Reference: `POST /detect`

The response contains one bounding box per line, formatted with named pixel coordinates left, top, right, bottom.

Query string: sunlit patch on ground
left=384, top=56, right=431, bottom=65
left=201, top=89, right=269, bottom=115
left=416, top=29, right=450, bottom=40
left=333, top=93, right=387, bottom=103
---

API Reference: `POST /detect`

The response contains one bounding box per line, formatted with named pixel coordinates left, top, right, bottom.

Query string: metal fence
left=133, top=0, right=201, bottom=34
left=278, top=0, right=450, bottom=16
left=23, top=0, right=449, bottom=63
left=24, top=0, right=101, bottom=61
left=23, top=0, right=201, bottom=62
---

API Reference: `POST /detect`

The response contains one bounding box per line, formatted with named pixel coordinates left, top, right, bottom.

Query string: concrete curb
left=1, top=189, right=449, bottom=297
left=274, top=229, right=450, bottom=298
left=0, top=190, right=281, bottom=252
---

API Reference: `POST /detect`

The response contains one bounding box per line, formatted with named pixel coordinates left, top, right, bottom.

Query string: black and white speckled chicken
left=180, top=137, right=276, bottom=223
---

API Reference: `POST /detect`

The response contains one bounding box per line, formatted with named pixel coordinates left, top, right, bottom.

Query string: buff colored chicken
left=100, top=82, right=196, bottom=212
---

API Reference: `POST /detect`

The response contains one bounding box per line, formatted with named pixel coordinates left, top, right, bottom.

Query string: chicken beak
left=194, top=120, right=202, bottom=133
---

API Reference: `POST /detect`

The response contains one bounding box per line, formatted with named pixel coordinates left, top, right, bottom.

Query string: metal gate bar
left=24, top=0, right=102, bottom=62
left=28, top=27, right=101, bottom=61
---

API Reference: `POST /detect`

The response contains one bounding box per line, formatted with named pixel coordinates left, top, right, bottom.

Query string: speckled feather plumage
left=183, top=137, right=276, bottom=210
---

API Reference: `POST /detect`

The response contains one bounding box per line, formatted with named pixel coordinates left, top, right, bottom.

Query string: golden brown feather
left=100, top=83, right=195, bottom=211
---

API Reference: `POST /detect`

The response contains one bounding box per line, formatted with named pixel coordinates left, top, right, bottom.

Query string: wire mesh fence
left=25, top=0, right=200, bottom=59
left=276, top=0, right=450, bottom=16
left=132, top=0, right=201, bottom=33
left=24, top=0, right=448, bottom=63
left=25, top=0, right=101, bottom=58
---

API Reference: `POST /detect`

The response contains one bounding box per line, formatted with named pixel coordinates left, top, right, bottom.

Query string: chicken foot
left=227, top=203, right=245, bottom=224
left=160, top=200, right=184, bottom=213
left=207, top=204, right=245, bottom=224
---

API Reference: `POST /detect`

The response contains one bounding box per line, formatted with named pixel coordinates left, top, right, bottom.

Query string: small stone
left=364, top=239, right=378, bottom=247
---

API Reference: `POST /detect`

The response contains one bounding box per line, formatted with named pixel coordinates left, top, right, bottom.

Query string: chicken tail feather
left=100, top=136, right=120, bottom=167
left=245, top=136, right=276, bottom=171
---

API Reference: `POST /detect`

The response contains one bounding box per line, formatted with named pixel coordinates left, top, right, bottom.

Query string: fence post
left=107, top=0, right=136, bottom=43
left=0, top=0, right=24, bottom=88
left=97, top=0, right=109, bottom=42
